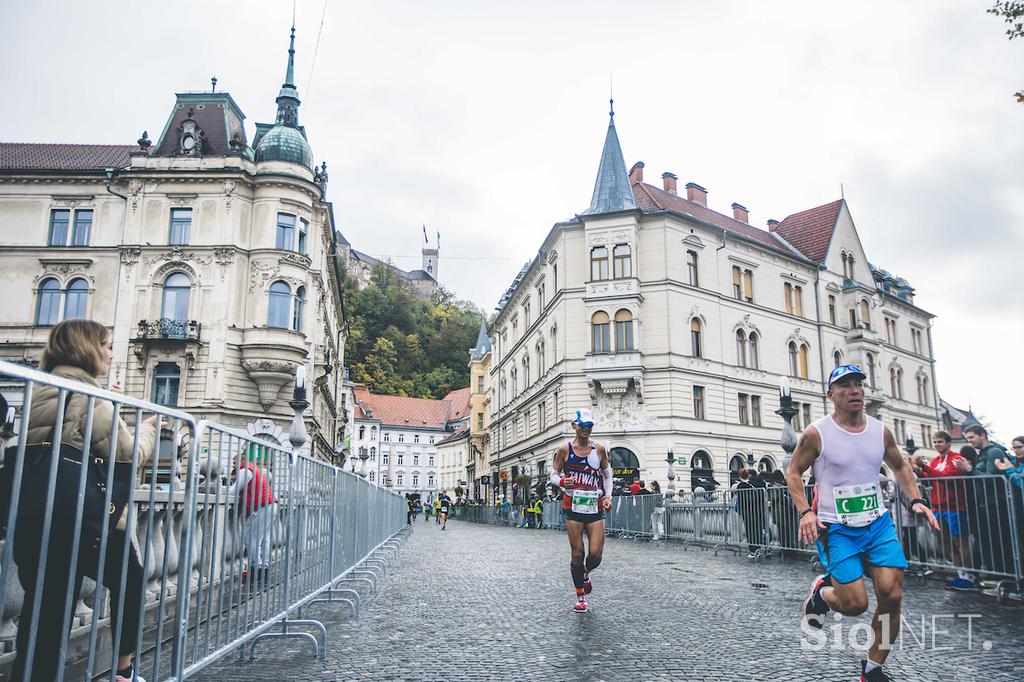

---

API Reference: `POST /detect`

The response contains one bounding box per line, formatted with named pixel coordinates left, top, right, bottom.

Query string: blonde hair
left=40, top=319, right=109, bottom=377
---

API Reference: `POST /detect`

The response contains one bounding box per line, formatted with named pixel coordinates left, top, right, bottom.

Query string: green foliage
left=344, top=262, right=485, bottom=399
left=989, top=1, right=1024, bottom=102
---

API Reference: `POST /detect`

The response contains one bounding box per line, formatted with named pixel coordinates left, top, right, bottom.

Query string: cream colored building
left=0, top=28, right=348, bottom=462
left=465, top=318, right=493, bottom=501
left=486, top=107, right=941, bottom=495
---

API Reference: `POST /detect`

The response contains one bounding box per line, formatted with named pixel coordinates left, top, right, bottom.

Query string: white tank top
left=811, top=414, right=887, bottom=526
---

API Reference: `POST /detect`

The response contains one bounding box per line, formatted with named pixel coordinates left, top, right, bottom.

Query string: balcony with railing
left=136, top=318, right=201, bottom=341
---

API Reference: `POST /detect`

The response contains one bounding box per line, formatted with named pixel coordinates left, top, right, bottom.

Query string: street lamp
left=746, top=447, right=755, bottom=468
left=905, top=437, right=918, bottom=457
left=665, top=447, right=676, bottom=502
left=776, top=376, right=798, bottom=473
left=359, top=446, right=369, bottom=478
left=349, top=451, right=359, bottom=473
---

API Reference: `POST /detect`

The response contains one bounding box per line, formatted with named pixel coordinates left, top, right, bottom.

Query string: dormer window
left=177, top=109, right=205, bottom=156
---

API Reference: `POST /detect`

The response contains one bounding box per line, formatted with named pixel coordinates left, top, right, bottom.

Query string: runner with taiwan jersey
left=228, top=453, right=279, bottom=585
left=787, top=365, right=939, bottom=682
left=549, top=408, right=613, bottom=613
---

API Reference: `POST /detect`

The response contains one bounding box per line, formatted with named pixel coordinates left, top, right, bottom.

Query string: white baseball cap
left=573, top=408, right=595, bottom=428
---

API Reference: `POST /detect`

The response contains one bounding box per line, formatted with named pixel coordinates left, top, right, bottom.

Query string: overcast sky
left=2, top=1, right=1021, bottom=440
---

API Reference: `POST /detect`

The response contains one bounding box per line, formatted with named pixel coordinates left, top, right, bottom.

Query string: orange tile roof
left=0, top=143, right=134, bottom=171
left=772, top=199, right=844, bottom=263
left=632, top=182, right=800, bottom=257
left=353, top=386, right=471, bottom=429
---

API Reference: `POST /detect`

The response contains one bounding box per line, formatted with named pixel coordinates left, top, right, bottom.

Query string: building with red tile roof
left=485, top=105, right=942, bottom=496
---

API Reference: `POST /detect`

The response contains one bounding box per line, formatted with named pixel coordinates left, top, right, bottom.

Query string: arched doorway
left=758, top=456, right=776, bottom=475
left=690, top=449, right=719, bottom=491
left=610, top=447, right=640, bottom=485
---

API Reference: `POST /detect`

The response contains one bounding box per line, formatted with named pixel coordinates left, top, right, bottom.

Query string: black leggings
left=11, top=519, right=146, bottom=681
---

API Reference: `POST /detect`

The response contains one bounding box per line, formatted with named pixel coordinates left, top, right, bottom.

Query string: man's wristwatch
left=909, top=497, right=930, bottom=509
left=798, top=508, right=815, bottom=520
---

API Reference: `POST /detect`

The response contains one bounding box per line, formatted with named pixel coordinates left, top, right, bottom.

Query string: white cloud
left=2, top=0, right=1021, bottom=435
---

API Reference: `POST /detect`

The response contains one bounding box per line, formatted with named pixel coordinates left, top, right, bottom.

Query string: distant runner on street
left=549, top=408, right=612, bottom=613
left=438, top=490, right=452, bottom=530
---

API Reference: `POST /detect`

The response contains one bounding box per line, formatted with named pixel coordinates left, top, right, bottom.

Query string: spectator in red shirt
left=629, top=479, right=641, bottom=496
left=911, top=430, right=976, bottom=590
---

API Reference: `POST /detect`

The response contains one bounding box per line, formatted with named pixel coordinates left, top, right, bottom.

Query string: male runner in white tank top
left=787, top=365, right=938, bottom=682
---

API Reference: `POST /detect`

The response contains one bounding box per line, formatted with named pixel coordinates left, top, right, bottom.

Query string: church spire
left=471, top=317, right=491, bottom=361
left=583, top=98, right=637, bottom=215
left=275, top=24, right=301, bottom=127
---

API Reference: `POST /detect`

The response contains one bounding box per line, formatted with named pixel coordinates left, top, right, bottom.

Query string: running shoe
left=572, top=596, right=588, bottom=613
left=582, top=573, right=593, bottom=595
left=944, top=577, right=978, bottom=591
left=802, top=574, right=831, bottom=629
left=860, top=660, right=890, bottom=681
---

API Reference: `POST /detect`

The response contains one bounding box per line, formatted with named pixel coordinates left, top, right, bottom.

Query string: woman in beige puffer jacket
left=11, top=319, right=158, bottom=682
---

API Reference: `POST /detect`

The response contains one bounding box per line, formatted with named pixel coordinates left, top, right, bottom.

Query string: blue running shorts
left=934, top=511, right=961, bottom=537
left=815, top=512, right=908, bottom=584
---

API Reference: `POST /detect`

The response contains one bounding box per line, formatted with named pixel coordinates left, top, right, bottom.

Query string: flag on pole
left=422, top=224, right=428, bottom=244
left=436, top=229, right=441, bottom=250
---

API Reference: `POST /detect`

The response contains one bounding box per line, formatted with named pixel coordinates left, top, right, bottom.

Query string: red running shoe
left=572, top=595, right=588, bottom=613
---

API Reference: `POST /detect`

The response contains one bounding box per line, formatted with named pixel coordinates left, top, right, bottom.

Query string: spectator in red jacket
left=629, top=479, right=641, bottom=496
left=911, top=430, right=976, bottom=590
left=228, top=453, right=278, bottom=584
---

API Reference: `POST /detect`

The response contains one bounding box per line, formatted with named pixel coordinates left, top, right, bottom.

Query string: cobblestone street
left=197, top=520, right=1024, bottom=681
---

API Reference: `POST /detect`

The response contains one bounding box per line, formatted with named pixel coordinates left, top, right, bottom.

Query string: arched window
left=896, top=368, right=904, bottom=400
left=523, top=354, right=530, bottom=386
left=890, top=367, right=898, bottom=397
left=799, top=344, right=810, bottom=379
left=612, top=244, right=632, bottom=278
left=35, top=278, right=62, bottom=325
left=268, top=280, right=292, bottom=328
left=511, top=367, right=518, bottom=395
left=359, top=425, right=365, bottom=439
left=371, top=426, right=377, bottom=438
left=748, top=332, right=759, bottom=369
left=161, top=272, right=191, bottom=321
left=834, top=350, right=843, bottom=367
left=920, top=376, right=929, bottom=406
left=292, top=286, right=305, bottom=332
left=729, top=455, right=745, bottom=484
left=690, top=318, right=703, bottom=357
left=859, top=299, right=871, bottom=330
left=691, top=450, right=713, bottom=470
left=590, top=247, right=609, bottom=280
left=614, top=309, right=634, bottom=351
left=866, top=352, right=877, bottom=387
left=592, top=311, right=610, bottom=353
left=788, top=341, right=798, bottom=377
left=64, top=278, right=89, bottom=320
left=550, top=325, right=558, bottom=365
left=758, top=456, right=776, bottom=474
left=537, top=341, right=545, bottom=375
left=735, top=329, right=747, bottom=367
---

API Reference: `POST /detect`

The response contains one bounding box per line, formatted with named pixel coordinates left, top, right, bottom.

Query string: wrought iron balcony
left=136, top=318, right=202, bottom=341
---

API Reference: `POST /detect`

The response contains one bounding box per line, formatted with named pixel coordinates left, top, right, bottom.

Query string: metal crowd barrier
left=463, top=476, right=1024, bottom=600
left=0, top=360, right=408, bottom=681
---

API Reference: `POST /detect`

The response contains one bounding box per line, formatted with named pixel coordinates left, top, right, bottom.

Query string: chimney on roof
left=767, top=219, right=780, bottom=232
left=662, top=172, right=678, bottom=195
left=628, top=161, right=644, bottom=184
left=731, top=202, right=749, bottom=223
left=685, top=182, right=707, bottom=206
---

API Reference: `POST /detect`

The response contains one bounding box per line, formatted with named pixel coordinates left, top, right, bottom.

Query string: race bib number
left=571, top=490, right=599, bottom=514
left=833, top=482, right=882, bottom=527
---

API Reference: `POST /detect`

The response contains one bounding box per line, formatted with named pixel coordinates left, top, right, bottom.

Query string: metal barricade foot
left=249, top=618, right=328, bottom=660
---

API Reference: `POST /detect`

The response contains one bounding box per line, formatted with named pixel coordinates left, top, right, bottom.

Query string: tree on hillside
left=989, top=1, right=1024, bottom=103
left=344, top=262, right=485, bottom=399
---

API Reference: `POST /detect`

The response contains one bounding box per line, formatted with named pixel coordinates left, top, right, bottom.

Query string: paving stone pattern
left=195, top=519, right=1024, bottom=681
